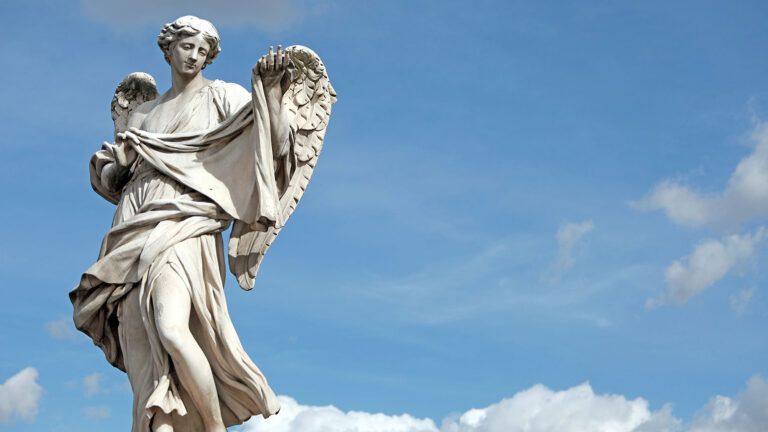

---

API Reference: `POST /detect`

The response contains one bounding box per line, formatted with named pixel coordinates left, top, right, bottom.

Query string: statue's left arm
left=230, top=45, right=336, bottom=290
left=254, top=46, right=295, bottom=193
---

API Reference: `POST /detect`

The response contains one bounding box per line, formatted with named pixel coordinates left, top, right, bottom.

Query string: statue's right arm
left=96, top=101, right=153, bottom=196
left=99, top=152, right=131, bottom=194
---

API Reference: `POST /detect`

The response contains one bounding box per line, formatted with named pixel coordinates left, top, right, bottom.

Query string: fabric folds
left=70, top=79, right=282, bottom=431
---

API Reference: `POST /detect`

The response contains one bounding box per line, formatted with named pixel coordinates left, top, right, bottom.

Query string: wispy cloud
left=646, top=228, right=765, bottom=309
left=83, top=373, right=102, bottom=396
left=345, top=235, right=646, bottom=326
left=314, top=144, right=499, bottom=245
left=80, top=0, right=304, bottom=32
left=0, top=368, right=43, bottom=424
left=357, top=242, right=516, bottom=325
left=730, top=288, right=756, bottom=315
left=45, top=317, right=78, bottom=341
left=634, top=122, right=768, bottom=229
left=84, top=405, right=111, bottom=419
left=237, top=376, right=768, bottom=431
left=545, top=220, right=594, bottom=283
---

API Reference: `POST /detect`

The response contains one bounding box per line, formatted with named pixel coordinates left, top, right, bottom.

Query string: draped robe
left=70, top=79, right=282, bottom=431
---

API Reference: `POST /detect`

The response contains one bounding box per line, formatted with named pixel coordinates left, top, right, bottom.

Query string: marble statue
left=69, top=16, right=336, bottom=432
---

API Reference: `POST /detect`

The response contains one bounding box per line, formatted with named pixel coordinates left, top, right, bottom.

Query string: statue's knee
left=157, top=323, right=189, bottom=356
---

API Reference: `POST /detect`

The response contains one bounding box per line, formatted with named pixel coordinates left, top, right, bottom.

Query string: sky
left=1, top=0, right=768, bottom=431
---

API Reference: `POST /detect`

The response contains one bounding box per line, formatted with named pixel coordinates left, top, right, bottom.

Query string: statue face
left=168, top=33, right=211, bottom=76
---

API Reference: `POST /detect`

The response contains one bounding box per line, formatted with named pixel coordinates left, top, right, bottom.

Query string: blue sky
left=1, top=0, right=768, bottom=431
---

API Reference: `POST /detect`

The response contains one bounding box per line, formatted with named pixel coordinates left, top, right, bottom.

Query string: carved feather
left=229, top=45, right=337, bottom=290
left=90, top=73, right=159, bottom=204
left=111, top=72, right=158, bottom=138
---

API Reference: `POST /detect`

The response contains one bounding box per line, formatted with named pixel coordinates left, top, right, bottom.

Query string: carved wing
left=228, top=45, right=337, bottom=290
left=111, top=72, right=158, bottom=137
left=91, top=73, right=159, bottom=204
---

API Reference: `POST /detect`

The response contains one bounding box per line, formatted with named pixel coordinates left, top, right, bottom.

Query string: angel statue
left=69, top=15, right=336, bottom=432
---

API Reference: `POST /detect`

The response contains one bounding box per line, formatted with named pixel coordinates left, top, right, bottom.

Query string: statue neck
left=168, top=70, right=208, bottom=99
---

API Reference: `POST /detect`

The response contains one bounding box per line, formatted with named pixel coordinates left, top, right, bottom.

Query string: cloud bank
left=239, top=395, right=438, bottom=432
left=238, top=376, right=768, bottom=432
left=440, top=382, right=677, bottom=432
left=0, top=368, right=43, bottom=424
left=81, top=0, right=304, bottom=32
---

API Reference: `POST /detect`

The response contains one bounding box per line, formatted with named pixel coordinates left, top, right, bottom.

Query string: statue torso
left=114, top=80, right=252, bottom=224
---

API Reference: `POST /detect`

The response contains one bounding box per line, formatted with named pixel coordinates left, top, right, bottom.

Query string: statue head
left=157, top=16, right=221, bottom=69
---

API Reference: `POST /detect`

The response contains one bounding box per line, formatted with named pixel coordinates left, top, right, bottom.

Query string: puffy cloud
left=81, top=0, right=304, bottom=32
left=688, top=375, right=768, bottom=432
left=635, top=123, right=768, bottom=229
left=0, top=368, right=43, bottom=423
left=83, top=373, right=102, bottom=396
left=646, top=228, right=765, bottom=309
left=237, top=377, right=768, bottom=432
left=440, top=382, right=679, bottom=432
left=545, top=220, right=594, bottom=282
left=45, top=317, right=78, bottom=341
left=239, top=395, right=439, bottom=432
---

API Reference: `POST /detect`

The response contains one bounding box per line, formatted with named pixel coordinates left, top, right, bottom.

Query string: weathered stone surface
left=69, top=15, right=335, bottom=432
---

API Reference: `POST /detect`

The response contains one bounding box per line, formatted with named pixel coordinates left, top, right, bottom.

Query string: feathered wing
left=91, top=72, right=158, bottom=204
left=228, top=45, right=337, bottom=290
left=111, top=72, right=158, bottom=138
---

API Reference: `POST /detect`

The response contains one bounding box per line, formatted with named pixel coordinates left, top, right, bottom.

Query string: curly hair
left=157, top=16, right=221, bottom=68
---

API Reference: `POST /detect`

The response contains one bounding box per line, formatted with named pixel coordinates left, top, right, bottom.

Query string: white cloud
left=688, top=375, right=768, bottom=432
left=81, top=0, right=304, bottom=32
left=238, top=395, right=439, bottom=432
left=84, top=405, right=111, bottom=419
left=236, top=377, right=768, bottom=432
left=440, top=382, right=679, bottom=432
left=83, top=373, right=102, bottom=396
left=730, top=288, right=756, bottom=315
left=635, top=122, right=768, bottom=228
left=646, top=228, right=765, bottom=309
left=45, top=317, right=78, bottom=340
left=0, top=368, right=43, bottom=424
left=545, top=220, right=594, bottom=282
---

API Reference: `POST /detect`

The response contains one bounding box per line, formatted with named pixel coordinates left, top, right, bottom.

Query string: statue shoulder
left=126, top=98, right=160, bottom=129
left=210, top=80, right=251, bottom=116
left=211, top=80, right=250, bottom=99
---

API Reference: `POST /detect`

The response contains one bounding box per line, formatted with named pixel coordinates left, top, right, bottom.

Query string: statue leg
left=152, top=267, right=227, bottom=432
left=120, top=288, right=163, bottom=432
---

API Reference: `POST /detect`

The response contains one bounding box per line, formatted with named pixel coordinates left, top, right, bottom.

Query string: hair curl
left=157, top=16, right=221, bottom=68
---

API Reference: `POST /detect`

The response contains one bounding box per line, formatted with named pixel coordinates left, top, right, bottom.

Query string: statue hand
left=253, top=45, right=291, bottom=92
left=115, top=130, right=140, bottom=168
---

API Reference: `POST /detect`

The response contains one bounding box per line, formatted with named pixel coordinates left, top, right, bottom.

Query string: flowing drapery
left=71, top=79, right=282, bottom=430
